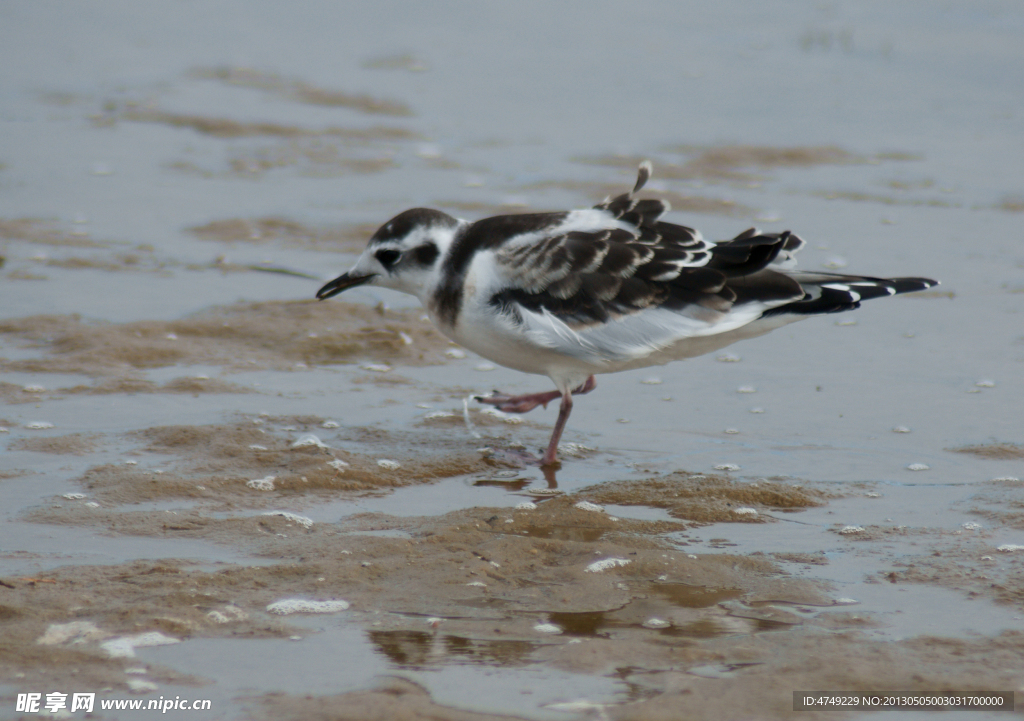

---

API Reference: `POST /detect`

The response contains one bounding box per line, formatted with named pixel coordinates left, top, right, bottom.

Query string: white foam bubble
left=262, top=511, right=314, bottom=528
left=533, top=623, right=562, bottom=634
left=246, top=476, right=275, bottom=491
left=36, top=621, right=107, bottom=646
left=100, top=632, right=179, bottom=658
left=127, top=679, right=159, bottom=693
left=292, top=434, right=327, bottom=449
left=266, top=599, right=350, bottom=615
left=585, top=558, right=631, bottom=573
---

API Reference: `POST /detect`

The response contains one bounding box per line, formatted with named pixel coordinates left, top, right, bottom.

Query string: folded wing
left=486, top=166, right=807, bottom=363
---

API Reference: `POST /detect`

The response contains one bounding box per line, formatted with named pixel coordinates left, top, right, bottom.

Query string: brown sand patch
left=188, top=217, right=379, bottom=253
left=6, top=270, right=47, bottom=280
left=948, top=442, right=1024, bottom=460
left=0, top=218, right=110, bottom=248
left=162, top=140, right=400, bottom=179
left=251, top=678, right=521, bottom=721
left=578, top=145, right=872, bottom=184
left=244, top=632, right=1024, bottom=720
left=834, top=484, right=1024, bottom=608
left=958, top=480, right=1024, bottom=531
left=190, top=66, right=414, bottom=116
left=813, top=189, right=959, bottom=207
left=0, top=382, right=41, bottom=404
left=6, top=514, right=1003, bottom=721
left=875, top=538, right=1024, bottom=607
left=18, top=502, right=832, bottom=633
left=9, top=433, right=100, bottom=456
left=461, top=494, right=692, bottom=548
left=36, top=250, right=164, bottom=273
left=94, top=99, right=416, bottom=178
left=164, top=377, right=254, bottom=394
left=115, top=108, right=416, bottom=141
left=0, top=559, right=297, bottom=692
left=56, top=375, right=250, bottom=396
left=41, top=418, right=504, bottom=508
left=886, top=178, right=936, bottom=191
left=772, top=552, right=829, bottom=566
left=0, top=300, right=450, bottom=376
left=674, top=145, right=863, bottom=181
left=17, top=461, right=1024, bottom=719
left=578, top=473, right=825, bottom=524
left=222, top=142, right=398, bottom=178
left=603, top=631, right=1020, bottom=721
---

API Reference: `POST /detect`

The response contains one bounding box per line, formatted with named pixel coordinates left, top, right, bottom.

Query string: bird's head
left=316, top=208, right=463, bottom=301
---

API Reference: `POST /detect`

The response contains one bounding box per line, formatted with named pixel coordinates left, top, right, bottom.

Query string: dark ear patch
left=414, top=242, right=439, bottom=266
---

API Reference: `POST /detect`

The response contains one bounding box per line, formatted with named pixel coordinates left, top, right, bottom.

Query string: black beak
left=316, top=272, right=377, bottom=300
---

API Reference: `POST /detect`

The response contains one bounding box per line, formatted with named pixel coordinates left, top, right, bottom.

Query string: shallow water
left=2, top=1, right=1023, bottom=719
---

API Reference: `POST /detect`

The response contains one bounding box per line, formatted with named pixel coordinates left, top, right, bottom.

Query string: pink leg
left=475, top=376, right=596, bottom=415
left=476, top=376, right=597, bottom=467
left=539, top=390, right=574, bottom=466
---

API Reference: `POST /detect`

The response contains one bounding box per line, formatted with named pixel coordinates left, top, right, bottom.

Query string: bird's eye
left=375, top=249, right=401, bottom=268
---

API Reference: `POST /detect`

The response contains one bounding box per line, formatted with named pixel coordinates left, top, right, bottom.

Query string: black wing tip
left=900, top=277, right=940, bottom=290
left=763, top=274, right=940, bottom=318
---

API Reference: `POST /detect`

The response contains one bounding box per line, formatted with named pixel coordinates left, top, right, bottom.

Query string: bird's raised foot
left=473, top=389, right=562, bottom=414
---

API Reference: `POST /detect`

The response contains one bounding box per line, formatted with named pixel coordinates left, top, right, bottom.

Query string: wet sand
left=2, top=1, right=1024, bottom=719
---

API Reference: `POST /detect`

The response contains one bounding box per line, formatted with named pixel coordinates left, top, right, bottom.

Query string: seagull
left=317, top=162, right=937, bottom=466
